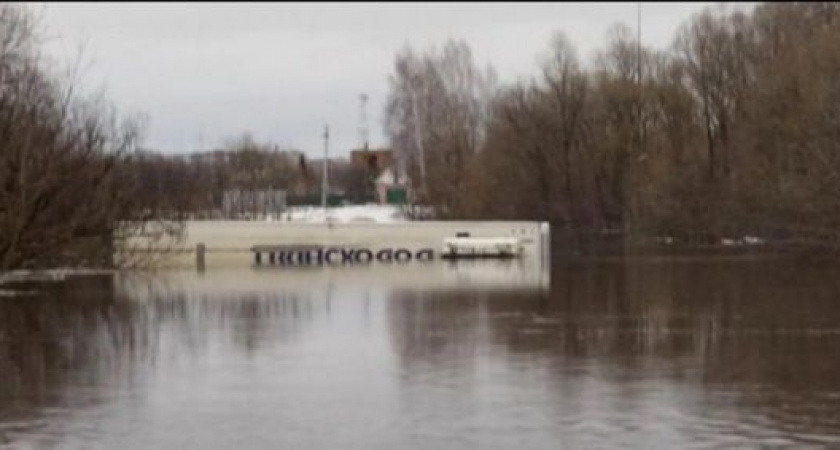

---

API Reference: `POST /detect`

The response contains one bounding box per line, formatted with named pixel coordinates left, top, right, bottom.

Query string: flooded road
left=2, top=257, right=840, bottom=448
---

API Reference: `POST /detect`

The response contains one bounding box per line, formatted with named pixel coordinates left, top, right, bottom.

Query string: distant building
left=348, top=148, right=411, bottom=204
left=375, top=167, right=410, bottom=205
left=350, top=148, right=395, bottom=174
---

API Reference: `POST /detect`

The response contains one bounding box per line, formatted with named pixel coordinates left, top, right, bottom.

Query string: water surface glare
left=2, top=258, right=840, bottom=448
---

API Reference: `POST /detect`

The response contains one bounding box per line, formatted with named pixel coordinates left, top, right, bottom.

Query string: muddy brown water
left=1, top=256, right=839, bottom=449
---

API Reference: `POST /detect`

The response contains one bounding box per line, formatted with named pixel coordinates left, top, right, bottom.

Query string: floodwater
left=2, top=257, right=840, bottom=449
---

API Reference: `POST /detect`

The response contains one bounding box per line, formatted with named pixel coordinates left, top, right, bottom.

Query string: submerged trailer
left=118, top=220, right=550, bottom=269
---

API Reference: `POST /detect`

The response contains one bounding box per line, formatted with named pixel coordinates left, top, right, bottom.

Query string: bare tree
left=0, top=4, right=178, bottom=270
left=384, top=39, right=496, bottom=217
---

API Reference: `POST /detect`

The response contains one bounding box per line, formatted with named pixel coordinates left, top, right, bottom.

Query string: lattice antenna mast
left=359, top=93, right=369, bottom=150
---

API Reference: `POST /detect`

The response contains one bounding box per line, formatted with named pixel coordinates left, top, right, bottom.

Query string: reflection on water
left=2, top=257, right=840, bottom=448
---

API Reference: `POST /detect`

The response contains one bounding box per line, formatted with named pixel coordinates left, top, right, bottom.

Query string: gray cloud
left=36, top=2, right=750, bottom=156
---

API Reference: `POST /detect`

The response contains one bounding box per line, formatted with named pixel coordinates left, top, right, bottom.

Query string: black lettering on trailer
left=324, top=248, right=340, bottom=264
left=394, top=249, right=412, bottom=262
left=355, top=249, right=373, bottom=264
left=415, top=249, right=434, bottom=261
left=376, top=249, right=393, bottom=262
left=312, top=248, right=324, bottom=265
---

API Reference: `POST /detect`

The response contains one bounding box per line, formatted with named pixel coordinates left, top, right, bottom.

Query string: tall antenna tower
left=321, top=125, right=330, bottom=210
left=637, top=2, right=642, bottom=86
left=359, top=93, right=369, bottom=150
left=637, top=1, right=644, bottom=156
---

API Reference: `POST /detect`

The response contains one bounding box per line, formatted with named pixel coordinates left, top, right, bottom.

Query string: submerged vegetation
left=0, top=5, right=180, bottom=271
left=3, top=3, right=840, bottom=270
left=385, top=3, right=840, bottom=251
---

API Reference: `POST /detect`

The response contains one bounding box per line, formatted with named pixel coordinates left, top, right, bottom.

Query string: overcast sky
left=35, top=2, right=751, bottom=157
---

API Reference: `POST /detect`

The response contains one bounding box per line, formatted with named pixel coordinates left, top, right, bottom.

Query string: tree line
left=0, top=1, right=378, bottom=270
left=4, top=3, right=839, bottom=269
left=0, top=5, right=172, bottom=270
left=385, top=3, right=840, bottom=250
left=126, top=134, right=374, bottom=218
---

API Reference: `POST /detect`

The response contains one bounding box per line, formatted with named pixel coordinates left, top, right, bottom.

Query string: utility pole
left=321, top=125, right=330, bottom=211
